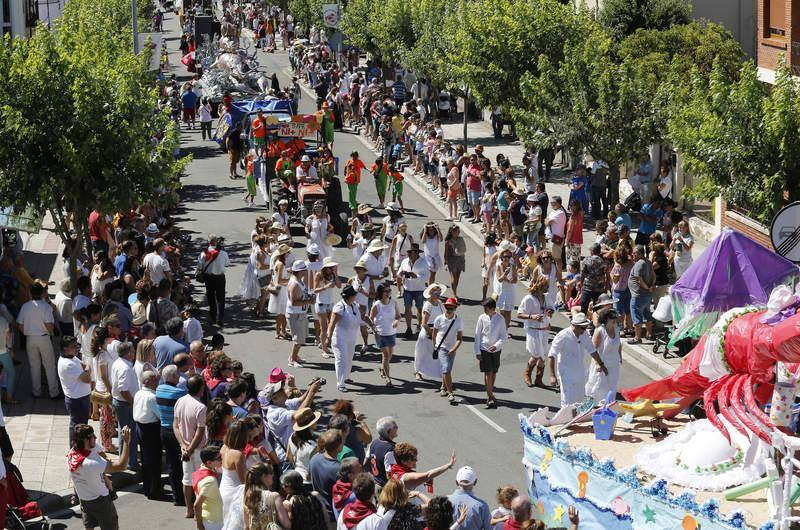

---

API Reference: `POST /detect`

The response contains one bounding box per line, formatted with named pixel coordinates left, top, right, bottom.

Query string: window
left=0, top=0, right=11, bottom=36
left=767, top=0, right=788, bottom=38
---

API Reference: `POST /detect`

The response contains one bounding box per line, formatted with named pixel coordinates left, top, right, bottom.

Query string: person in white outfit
left=413, top=284, right=446, bottom=385
left=473, top=298, right=507, bottom=409
left=268, top=244, right=291, bottom=340
left=369, top=284, right=400, bottom=387
left=517, top=276, right=553, bottom=388
left=314, top=257, right=341, bottom=358
left=492, top=247, right=518, bottom=330
left=420, top=222, right=443, bottom=284
left=585, top=309, right=622, bottom=401
left=305, top=201, right=334, bottom=259
left=326, top=286, right=365, bottom=392
left=431, top=298, right=463, bottom=404
left=548, top=312, right=607, bottom=407
left=18, top=282, right=58, bottom=398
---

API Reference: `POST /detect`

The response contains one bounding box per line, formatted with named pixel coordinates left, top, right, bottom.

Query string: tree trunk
left=462, top=88, right=469, bottom=151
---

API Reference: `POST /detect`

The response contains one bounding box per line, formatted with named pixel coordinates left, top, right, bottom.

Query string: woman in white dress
left=268, top=245, right=291, bottom=340
left=413, top=283, right=446, bottom=385
left=272, top=199, right=291, bottom=237
left=517, top=276, right=552, bottom=388
left=493, top=248, right=518, bottom=329
left=670, top=220, right=694, bottom=279
left=370, top=283, right=400, bottom=386
left=224, top=463, right=291, bottom=530
left=389, top=222, right=413, bottom=279
left=314, top=257, right=341, bottom=358
left=585, top=310, right=622, bottom=402
left=219, top=420, right=249, bottom=530
left=380, top=206, right=405, bottom=260
left=238, top=236, right=263, bottom=302
left=326, top=286, right=365, bottom=392
left=481, top=234, right=498, bottom=301
left=420, top=222, right=443, bottom=284
left=305, top=201, right=334, bottom=259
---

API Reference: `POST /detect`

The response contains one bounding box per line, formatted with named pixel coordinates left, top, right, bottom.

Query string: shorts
left=181, top=450, right=202, bottom=486
left=403, top=290, right=424, bottom=310
left=80, top=494, right=119, bottom=530
left=288, top=312, right=309, bottom=345
left=315, top=302, right=333, bottom=315
left=253, top=136, right=266, bottom=147
left=182, top=107, right=196, bottom=121
left=392, top=180, right=403, bottom=197
left=377, top=334, right=396, bottom=348
left=613, top=289, right=631, bottom=316
left=630, top=293, right=652, bottom=325
left=550, top=241, right=564, bottom=260
left=448, top=187, right=460, bottom=200
left=439, top=349, right=455, bottom=374
left=467, top=190, right=481, bottom=206
left=479, top=349, right=501, bottom=373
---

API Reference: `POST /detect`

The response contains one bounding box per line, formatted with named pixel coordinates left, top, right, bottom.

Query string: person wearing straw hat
left=397, top=243, right=430, bottom=337
left=363, top=240, right=389, bottom=283
left=326, top=286, right=364, bottom=392
left=518, top=275, right=553, bottom=387
left=349, top=222, right=374, bottom=262
left=413, top=283, right=446, bottom=383
left=351, top=203, right=374, bottom=240
left=388, top=221, right=414, bottom=279
left=431, top=298, right=463, bottom=403
left=314, top=257, right=341, bottom=358
left=369, top=283, right=401, bottom=386
left=268, top=244, right=292, bottom=340
left=305, top=200, right=334, bottom=259
left=351, top=259, right=373, bottom=354
left=287, top=261, right=313, bottom=367
left=380, top=205, right=405, bottom=258
left=547, top=312, right=607, bottom=407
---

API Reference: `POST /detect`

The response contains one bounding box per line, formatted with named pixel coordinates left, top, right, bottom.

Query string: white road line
left=465, top=404, right=507, bottom=433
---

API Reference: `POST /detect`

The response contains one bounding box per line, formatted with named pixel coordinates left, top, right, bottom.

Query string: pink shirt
left=174, top=394, right=207, bottom=447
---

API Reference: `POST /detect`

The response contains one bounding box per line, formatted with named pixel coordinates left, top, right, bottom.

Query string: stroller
left=651, top=295, right=674, bottom=358
left=5, top=460, right=50, bottom=529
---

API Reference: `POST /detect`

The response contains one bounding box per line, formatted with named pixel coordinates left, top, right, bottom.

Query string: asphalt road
left=57, top=11, right=652, bottom=528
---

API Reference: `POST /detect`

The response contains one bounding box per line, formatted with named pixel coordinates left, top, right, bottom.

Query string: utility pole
left=132, top=0, right=139, bottom=54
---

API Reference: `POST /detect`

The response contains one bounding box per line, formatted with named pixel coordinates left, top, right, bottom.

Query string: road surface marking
left=465, top=404, right=507, bottom=433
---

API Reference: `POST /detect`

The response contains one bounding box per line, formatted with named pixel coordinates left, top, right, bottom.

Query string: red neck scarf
left=389, top=463, right=413, bottom=481
left=67, top=448, right=91, bottom=472
left=191, top=466, right=218, bottom=493
left=341, top=498, right=376, bottom=529
left=243, top=442, right=256, bottom=459
left=332, top=480, right=353, bottom=511
left=503, top=519, right=526, bottom=530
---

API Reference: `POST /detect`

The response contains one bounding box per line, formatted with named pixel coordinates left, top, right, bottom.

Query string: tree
left=339, top=0, right=383, bottom=57
left=0, top=0, right=185, bottom=283
left=599, top=0, right=691, bottom=40
left=288, top=0, right=326, bottom=35
left=668, top=61, right=800, bottom=224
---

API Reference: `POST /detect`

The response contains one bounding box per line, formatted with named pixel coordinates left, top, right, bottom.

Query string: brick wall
left=722, top=208, right=774, bottom=249
left=758, top=0, right=800, bottom=74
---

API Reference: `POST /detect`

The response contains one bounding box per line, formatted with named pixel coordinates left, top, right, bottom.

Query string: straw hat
left=276, top=243, right=291, bottom=256
left=322, top=257, right=339, bottom=269
left=423, top=283, right=447, bottom=299
left=357, top=204, right=374, bottom=215
left=293, top=407, right=322, bottom=431
left=513, top=187, right=527, bottom=197
left=326, top=233, right=342, bottom=246
left=354, top=259, right=368, bottom=270
left=571, top=312, right=590, bottom=327
left=367, top=240, right=387, bottom=252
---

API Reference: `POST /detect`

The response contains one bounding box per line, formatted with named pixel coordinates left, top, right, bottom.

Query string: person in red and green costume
left=344, top=151, right=367, bottom=215
left=321, top=101, right=335, bottom=148
left=370, top=156, right=390, bottom=208
left=274, top=149, right=296, bottom=188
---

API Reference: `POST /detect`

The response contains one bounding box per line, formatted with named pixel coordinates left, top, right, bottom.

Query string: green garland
left=675, top=448, right=744, bottom=475
left=715, top=307, right=763, bottom=373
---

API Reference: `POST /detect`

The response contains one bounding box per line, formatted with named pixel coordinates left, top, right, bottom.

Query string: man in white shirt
left=69, top=424, right=131, bottom=529
left=133, top=370, right=163, bottom=500
left=18, top=282, right=58, bottom=398
left=363, top=241, right=388, bottom=282
left=54, top=278, right=74, bottom=336
left=197, top=234, right=231, bottom=326
left=57, top=336, right=92, bottom=446
left=544, top=195, right=567, bottom=279
left=548, top=312, right=607, bottom=407
left=473, top=298, right=506, bottom=409
left=142, top=238, right=172, bottom=284
left=397, top=244, right=430, bottom=337
left=431, top=298, right=463, bottom=403
left=110, top=342, right=139, bottom=469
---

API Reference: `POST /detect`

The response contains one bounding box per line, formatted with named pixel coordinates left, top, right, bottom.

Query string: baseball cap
left=456, top=466, right=477, bottom=486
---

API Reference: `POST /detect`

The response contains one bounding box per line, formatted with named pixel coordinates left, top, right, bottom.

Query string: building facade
left=757, top=0, right=800, bottom=81
left=0, top=0, right=38, bottom=38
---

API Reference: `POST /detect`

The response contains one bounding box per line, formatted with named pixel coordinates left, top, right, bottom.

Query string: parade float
left=522, top=230, right=800, bottom=529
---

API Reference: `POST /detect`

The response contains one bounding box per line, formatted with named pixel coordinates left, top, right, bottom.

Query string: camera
left=310, top=377, right=327, bottom=386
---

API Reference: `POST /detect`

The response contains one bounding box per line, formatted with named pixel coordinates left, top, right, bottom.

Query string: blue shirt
left=114, top=253, right=128, bottom=278
left=231, top=404, right=249, bottom=418
left=614, top=214, right=632, bottom=229
left=448, top=488, right=491, bottom=530
left=638, top=203, right=662, bottom=236
left=181, top=90, right=197, bottom=109
left=154, top=335, right=189, bottom=371
left=155, top=383, right=186, bottom=429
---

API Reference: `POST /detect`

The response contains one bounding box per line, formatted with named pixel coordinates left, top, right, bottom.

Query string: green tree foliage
left=339, top=0, right=383, bottom=57
left=288, top=0, right=325, bottom=34
left=0, top=0, right=184, bottom=279
left=599, top=0, right=691, bottom=40
left=668, top=61, right=800, bottom=224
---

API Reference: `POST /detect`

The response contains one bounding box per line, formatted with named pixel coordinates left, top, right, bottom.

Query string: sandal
left=627, top=338, right=642, bottom=345
left=414, top=372, right=423, bottom=382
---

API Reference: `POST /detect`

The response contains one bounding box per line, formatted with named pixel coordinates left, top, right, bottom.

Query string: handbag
left=90, top=390, right=112, bottom=406
left=432, top=317, right=457, bottom=360
left=195, top=250, right=219, bottom=284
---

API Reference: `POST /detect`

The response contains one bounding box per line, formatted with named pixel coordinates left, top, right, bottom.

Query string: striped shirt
left=155, top=383, right=186, bottom=429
